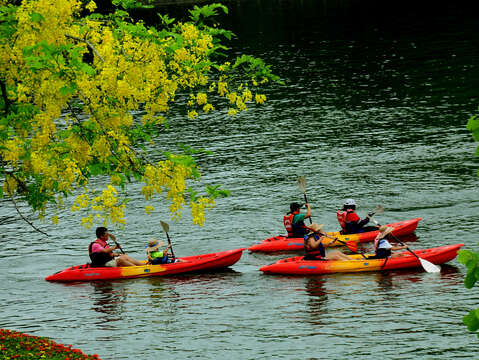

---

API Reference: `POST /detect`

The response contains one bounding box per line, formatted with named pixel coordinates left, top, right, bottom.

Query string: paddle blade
left=160, top=220, right=169, bottom=233
left=374, top=204, right=384, bottom=215
left=345, top=241, right=358, bottom=252
left=298, top=176, right=306, bottom=194
left=419, top=258, right=441, bottom=273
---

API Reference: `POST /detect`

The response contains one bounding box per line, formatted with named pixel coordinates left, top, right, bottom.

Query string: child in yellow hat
left=146, top=239, right=172, bottom=264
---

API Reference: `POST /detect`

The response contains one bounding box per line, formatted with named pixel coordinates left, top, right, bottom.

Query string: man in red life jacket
left=89, top=227, right=144, bottom=267
left=283, top=202, right=312, bottom=238
left=336, top=199, right=379, bottom=234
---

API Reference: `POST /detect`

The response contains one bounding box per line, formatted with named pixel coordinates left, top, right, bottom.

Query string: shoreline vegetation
left=0, top=329, right=101, bottom=360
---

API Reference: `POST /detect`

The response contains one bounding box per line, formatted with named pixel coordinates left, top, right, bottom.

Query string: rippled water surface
left=2, top=0, right=479, bottom=359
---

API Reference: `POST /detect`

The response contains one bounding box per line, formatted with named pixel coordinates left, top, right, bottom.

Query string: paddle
left=160, top=220, right=176, bottom=260
left=368, top=204, right=384, bottom=224
left=323, top=233, right=359, bottom=253
left=306, top=224, right=364, bottom=256
left=297, top=176, right=312, bottom=225
left=109, top=233, right=125, bottom=254
left=370, top=217, right=440, bottom=273
left=298, top=177, right=359, bottom=252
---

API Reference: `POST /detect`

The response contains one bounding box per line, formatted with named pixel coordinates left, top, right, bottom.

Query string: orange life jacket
left=283, top=212, right=296, bottom=237
left=336, top=209, right=355, bottom=231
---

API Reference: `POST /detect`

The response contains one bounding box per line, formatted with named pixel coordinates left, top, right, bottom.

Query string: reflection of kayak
left=46, top=248, right=246, bottom=282
left=249, top=218, right=422, bottom=253
left=259, top=243, right=463, bottom=275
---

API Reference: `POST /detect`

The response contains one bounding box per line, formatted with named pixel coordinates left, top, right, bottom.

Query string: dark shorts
left=368, top=248, right=392, bottom=259
left=303, top=254, right=327, bottom=261
left=151, top=256, right=170, bottom=264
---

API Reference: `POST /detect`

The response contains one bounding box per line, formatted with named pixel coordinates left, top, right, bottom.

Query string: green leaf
left=458, top=249, right=473, bottom=265
left=463, top=310, right=479, bottom=332
left=158, top=13, right=175, bottom=26
left=59, top=83, right=77, bottom=96
left=465, top=271, right=477, bottom=289
left=81, top=63, right=95, bottom=76
left=466, top=115, right=479, bottom=132
left=30, top=12, right=45, bottom=23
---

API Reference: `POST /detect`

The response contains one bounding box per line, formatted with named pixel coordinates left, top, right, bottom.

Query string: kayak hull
left=46, top=248, right=246, bottom=282
left=259, top=244, right=463, bottom=275
left=249, top=218, right=422, bottom=253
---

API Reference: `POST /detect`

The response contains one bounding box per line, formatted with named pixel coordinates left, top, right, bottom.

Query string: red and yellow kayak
left=248, top=217, right=422, bottom=253
left=46, top=248, right=246, bottom=282
left=259, top=243, right=463, bottom=275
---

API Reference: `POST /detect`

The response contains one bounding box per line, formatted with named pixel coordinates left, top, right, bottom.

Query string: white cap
left=344, top=198, right=356, bottom=206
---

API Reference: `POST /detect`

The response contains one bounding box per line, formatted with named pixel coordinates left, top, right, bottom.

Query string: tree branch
left=65, top=34, right=105, bottom=63
left=0, top=80, right=9, bottom=115
left=4, top=174, right=49, bottom=236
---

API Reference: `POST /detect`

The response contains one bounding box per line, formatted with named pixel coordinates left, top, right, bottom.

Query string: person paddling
left=303, top=223, right=353, bottom=261
left=89, top=227, right=143, bottom=267
left=146, top=239, right=174, bottom=264
left=336, top=199, right=378, bottom=234
left=283, top=202, right=312, bottom=238
left=367, top=225, right=408, bottom=259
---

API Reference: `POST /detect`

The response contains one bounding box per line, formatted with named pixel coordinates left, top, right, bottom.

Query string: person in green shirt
left=146, top=239, right=173, bottom=264
left=286, top=202, right=312, bottom=238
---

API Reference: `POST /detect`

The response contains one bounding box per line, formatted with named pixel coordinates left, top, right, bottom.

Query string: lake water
left=1, top=0, right=479, bottom=359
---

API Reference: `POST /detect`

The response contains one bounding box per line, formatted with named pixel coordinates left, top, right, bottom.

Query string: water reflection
left=305, top=277, right=328, bottom=325
left=374, top=272, right=394, bottom=291
left=90, top=281, right=127, bottom=324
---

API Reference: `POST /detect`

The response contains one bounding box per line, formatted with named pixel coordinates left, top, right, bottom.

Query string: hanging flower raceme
left=0, top=0, right=279, bottom=229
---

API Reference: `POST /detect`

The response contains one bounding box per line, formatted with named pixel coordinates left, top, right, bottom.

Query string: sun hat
left=146, top=239, right=164, bottom=252
left=378, top=225, right=394, bottom=237
left=306, top=223, right=324, bottom=235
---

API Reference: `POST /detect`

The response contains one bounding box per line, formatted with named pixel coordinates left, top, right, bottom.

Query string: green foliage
left=189, top=3, right=228, bottom=26
left=113, top=0, right=154, bottom=10
left=458, top=246, right=479, bottom=338
left=0, top=0, right=279, bottom=228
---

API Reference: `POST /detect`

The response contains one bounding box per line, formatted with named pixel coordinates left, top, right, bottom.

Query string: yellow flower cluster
left=0, top=0, right=275, bottom=229
left=191, top=197, right=215, bottom=225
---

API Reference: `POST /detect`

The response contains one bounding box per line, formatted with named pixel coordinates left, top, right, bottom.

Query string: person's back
left=284, top=202, right=311, bottom=238
left=337, top=199, right=375, bottom=234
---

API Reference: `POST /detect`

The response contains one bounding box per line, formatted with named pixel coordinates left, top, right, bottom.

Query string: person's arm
left=358, top=214, right=370, bottom=227
left=146, top=250, right=154, bottom=262
left=391, top=244, right=408, bottom=251
left=92, top=242, right=117, bottom=254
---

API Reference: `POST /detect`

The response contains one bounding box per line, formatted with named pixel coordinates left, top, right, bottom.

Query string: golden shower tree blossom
left=0, top=0, right=279, bottom=229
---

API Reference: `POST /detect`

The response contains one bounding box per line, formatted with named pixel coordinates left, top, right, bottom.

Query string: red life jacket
left=336, top=210, right=347, bottom=231
left=88, top=239, right=113, bottom=267
left=283, top=213, right=296, bottom=237
left=336, top=209, right=356, bottom=231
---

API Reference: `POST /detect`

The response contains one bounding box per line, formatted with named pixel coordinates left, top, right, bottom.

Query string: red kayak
left=249, top=218, right=422, bottom=253
left=46, top=248, right=246, bottom=282
left=259, top=244, right=463, bottom=275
